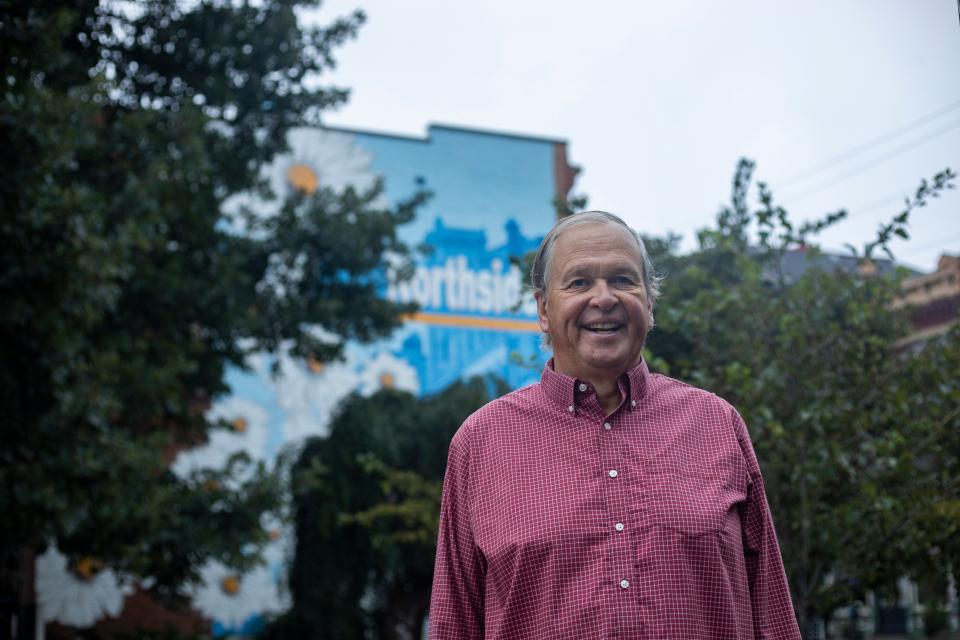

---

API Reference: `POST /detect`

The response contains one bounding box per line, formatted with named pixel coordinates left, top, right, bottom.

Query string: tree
left=1, top=0, right=426, bottom=611
left=267, top=379, right=499, bottom=640
left=645, top=159, right=959, bottom=634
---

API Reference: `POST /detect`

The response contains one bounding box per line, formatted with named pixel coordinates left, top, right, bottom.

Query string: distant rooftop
left=772, top=246, right=919, bottom=282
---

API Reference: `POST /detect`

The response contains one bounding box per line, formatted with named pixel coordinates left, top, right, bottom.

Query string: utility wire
left=781, top=98, right=960, bottom=186
left=845, top=192, right=903, bottom=220
left=791, top=163, right=958, bottom=241
left=899, top=230, right=960, bottom=257
left=781, top=116, right=960, bottom=204
left=845, top=172, right=945, bottom=221
left=846, top=171, right=958, bottom=222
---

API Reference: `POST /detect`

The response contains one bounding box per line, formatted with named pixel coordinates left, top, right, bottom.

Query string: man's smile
left=582, top=322, right=624, bottom=334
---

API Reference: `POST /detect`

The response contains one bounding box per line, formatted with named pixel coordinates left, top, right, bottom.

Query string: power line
left=781, top=98, right=960, bottom=186
left=898, top=230, right=960, bottom=257
left=792, top=165, right=958, bottom=241
left=781, top=116, right=960, bottom=203
left=846, top=177, right=939, bottom=221
left=845, top=192, right=903, bottom=220
left=790, top=193, right=899, bottom=233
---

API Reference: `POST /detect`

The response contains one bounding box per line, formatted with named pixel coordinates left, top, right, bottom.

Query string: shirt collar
left=541, top=358, right=650, bottom=414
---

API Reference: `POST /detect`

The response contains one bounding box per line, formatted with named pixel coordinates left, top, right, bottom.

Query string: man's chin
left=581, top=350, right=643, bottom=375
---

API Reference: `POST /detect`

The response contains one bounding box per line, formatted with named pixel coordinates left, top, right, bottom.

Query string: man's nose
left=590, top=280, right=618, bottom=310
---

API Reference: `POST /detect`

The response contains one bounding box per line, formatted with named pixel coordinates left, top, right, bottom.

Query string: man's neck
left=592, top=377, right=622, bottom=416
left=550, top=359, right=639, bottom=416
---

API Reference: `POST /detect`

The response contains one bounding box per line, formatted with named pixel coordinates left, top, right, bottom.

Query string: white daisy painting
left=189, top=560, right=287, bottom=633
left=35, top=546, right=133, bottom=628
left=269, top=349, right=361, bottom=443
left=357, top=350, right=420, bottom=397
left=222, top=128, right=381, bottom=231
left=268, top=128, right=380, bottom=197
left=171, top=397, right=272, bottom=486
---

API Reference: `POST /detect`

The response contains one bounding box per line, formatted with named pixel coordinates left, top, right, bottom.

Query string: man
left=429, top=211, right=801, bottom=639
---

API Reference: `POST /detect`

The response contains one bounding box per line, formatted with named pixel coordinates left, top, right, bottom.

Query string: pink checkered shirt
left=428, top=359, right=801, bottom=639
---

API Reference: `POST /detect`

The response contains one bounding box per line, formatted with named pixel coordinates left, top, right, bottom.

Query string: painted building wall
left=34, top=124, right=576, bottom=637
left=206, top=124, right=571, bottom=635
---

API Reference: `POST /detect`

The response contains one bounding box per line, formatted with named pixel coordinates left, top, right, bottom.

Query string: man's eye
left=567, top=278, right=588, bottom=288
left=611, top=276, right=635, bottom=286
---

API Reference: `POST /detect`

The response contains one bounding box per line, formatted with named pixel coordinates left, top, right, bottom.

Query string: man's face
left=536, top=223, right=653, bottom=382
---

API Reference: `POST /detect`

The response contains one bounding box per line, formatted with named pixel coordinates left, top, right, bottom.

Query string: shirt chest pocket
left=644, top=472, right=731, bottom=536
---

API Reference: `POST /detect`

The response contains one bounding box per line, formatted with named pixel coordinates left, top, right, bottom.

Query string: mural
left=35, top=547, right=133, bottom=629
left=387, top=217, right=544, bottom=394
left=36, top=123, right=575, bottom=636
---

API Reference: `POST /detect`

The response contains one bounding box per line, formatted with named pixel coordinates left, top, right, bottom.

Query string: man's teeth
left=586, top=324, right=619, bottom=330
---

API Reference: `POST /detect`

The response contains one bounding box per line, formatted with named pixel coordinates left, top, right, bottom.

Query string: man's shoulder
left=463, top=382, right=542, bottom=428
left=449, top=383, right=543, bottom=449
left=648, top=372, right=736, bottom=415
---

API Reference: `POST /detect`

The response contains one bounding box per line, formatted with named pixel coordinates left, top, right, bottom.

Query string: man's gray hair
left=530, top=210, right=662, bottom=304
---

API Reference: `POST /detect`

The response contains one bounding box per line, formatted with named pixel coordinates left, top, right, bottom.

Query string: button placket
left=598, top=401, right=633, bottom=610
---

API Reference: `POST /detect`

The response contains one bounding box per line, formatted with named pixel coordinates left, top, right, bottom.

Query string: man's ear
left=535, top=292, right=549, bottom=334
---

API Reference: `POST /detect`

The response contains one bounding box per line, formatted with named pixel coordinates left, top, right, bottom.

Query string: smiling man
left=428, top=211, right=801, bottom=639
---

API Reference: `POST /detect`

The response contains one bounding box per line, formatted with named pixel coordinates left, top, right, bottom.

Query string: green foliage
left=553, top=193, right=589, bottom=219
left=339, top=453, right=443, bottom=549
left=646, top=158, right=959, bottom=628
left=1, top=0, right=426, bottom=603
left=267, top=379, right=498, bottom=640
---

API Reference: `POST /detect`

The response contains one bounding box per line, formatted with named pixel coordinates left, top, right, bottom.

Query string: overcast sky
left=313, top=0, right=959, bottom=272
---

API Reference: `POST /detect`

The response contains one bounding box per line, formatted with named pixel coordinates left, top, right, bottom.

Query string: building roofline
left=428, top=123, right=568, bottom=145
left=322, top=122, right=569, bottom=146
left=322, top=124, right=427, bottom=143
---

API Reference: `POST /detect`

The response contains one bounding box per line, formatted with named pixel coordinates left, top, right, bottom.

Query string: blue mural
left=386, top=216, right=545, bottom=393
left=180, top=124, right=568, bottom=635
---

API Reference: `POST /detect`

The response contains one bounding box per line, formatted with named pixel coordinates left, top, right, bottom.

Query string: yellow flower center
left=221, top=575, right=241, bottom=596
left=71, top=556, right=103, bottom=582
left=307, top=355, right=325, bottom=374
left=286, top=164, right=318, bottom=195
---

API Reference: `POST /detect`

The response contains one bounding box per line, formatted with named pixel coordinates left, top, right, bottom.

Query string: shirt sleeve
left=428, top=426, right=485, bottom=639
left=732, top=408, right=802, bottom=640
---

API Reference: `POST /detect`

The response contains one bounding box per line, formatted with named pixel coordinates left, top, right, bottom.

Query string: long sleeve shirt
left=428, top=359, right=801, bottom=640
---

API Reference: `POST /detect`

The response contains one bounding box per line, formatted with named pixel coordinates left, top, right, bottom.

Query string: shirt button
left=620, top=579, right=630, bottom=589
left=608, top=469, right=618, bottom=478
left=568, top=405, right=574, bottom=413
left=578, top=383, right=588, bottom=392
left=615, top=522, right=625, bottom=532
left=603, top=422, right=612, bottom=430
left=631, top=400, right=636, bottom=407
